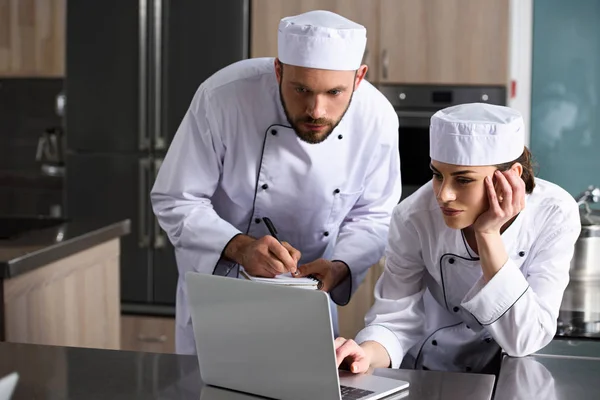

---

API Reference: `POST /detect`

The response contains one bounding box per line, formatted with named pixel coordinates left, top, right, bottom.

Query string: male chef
left=151, top=10, right=402, bottom=354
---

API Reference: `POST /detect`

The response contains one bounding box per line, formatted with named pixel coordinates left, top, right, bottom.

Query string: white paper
left=239, top=269, right=319, bottom=287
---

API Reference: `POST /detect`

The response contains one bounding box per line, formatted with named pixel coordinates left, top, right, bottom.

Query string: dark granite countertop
left=0, top=218, right=130, bottom=278
left=0, top=342, right=495, bottom=400
left=3, top=339, right=600, bottom=400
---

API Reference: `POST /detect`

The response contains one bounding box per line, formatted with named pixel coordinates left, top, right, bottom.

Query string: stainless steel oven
left=379, top=84, right=507, bottom=200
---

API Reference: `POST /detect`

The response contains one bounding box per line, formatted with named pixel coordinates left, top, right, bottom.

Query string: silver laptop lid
left=186, top=272, right=342, bottom=400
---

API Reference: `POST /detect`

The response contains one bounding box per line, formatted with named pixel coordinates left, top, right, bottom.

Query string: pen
left=262, top=217, right=294, bottom=275
left=262, top=217, right=281, bottom=242
left=262, top=217, right=323, bottom=289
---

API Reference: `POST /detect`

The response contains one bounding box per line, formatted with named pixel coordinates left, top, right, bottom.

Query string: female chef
left=334, top=103, right=581, bottom=373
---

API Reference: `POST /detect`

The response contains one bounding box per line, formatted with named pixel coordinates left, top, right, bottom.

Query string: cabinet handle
left=382, top=49, right=389, bottom=80
left=138, top=0, right=149, bottom=150
left=153, top=0, right=166, bottom=150
left=137, top=334, right=167, bottom=343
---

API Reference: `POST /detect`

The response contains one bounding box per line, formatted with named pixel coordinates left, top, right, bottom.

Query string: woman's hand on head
left=473, top=169, right=526, bottom=235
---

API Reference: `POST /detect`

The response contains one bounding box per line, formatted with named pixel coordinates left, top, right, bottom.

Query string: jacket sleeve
left=151, top=88, right=241, bottom=276
left=461, top=202, right=582, bottom=357
left=330, top=109, right=402, bottom=305
left=353, top=206, right=427, bottom=368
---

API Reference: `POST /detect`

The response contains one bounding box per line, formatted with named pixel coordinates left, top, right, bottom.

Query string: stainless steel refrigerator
left=64, top=0, right=249, bottom=314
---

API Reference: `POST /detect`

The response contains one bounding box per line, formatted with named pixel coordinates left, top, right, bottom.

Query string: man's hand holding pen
left=223, top=233, right=301, bottom=278
left=224, top=217, right=347, bottom=291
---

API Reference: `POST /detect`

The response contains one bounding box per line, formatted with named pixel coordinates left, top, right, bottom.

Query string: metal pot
left=570, top=210, right=600, bottom=281
left=557, top=187, right=600, bottom=338
left=569, top=187, right=600, bottom=282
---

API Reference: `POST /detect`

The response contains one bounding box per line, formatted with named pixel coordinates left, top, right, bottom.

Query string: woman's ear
left=511, top=162, right=523, bottom=177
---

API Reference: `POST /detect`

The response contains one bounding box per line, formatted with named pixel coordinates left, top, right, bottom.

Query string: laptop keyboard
left=340, top=385, right=375, bottom=400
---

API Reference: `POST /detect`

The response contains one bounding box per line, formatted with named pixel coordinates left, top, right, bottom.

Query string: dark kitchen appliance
left=65, top=0, right=250, bottom=314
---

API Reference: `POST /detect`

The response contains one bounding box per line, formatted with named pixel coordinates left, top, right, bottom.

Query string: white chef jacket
left=151, top=58, right=402, bottom=354
left=355, top=178, right=581, bottom=372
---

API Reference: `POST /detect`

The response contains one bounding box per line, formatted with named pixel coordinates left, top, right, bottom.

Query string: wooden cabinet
left=121, top=315, right=176, bottom=354
left=2, top=239, right=121, bottom=350
left=251, top=0, right=509, bottom=85
left=0, top=0, right=65, bottom=77
left=251, top=0, right=381, bottom=82
left=379, top=0, right=509, bottom=85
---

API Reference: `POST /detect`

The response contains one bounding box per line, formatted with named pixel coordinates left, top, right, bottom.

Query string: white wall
left=508, top=0, right=534, bottom=146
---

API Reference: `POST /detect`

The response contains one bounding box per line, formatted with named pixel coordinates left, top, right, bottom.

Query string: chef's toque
left=430, top=103, right=525, bottom=166
left=278, top=10, right=367, bottom=71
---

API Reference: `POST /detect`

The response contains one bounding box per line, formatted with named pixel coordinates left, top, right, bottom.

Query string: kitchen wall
left=530, top=0, right=600, bottom=197
left=0, top=78, right=64, bottom=215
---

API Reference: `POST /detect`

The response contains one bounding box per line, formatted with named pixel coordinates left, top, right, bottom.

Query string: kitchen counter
left=0, top=341, right=496, bottom=400
left=495, top=338, right=600, bottom=400
left=0, top=218, right=130, bottom=349
left=0, top=218, right=130, bottom=278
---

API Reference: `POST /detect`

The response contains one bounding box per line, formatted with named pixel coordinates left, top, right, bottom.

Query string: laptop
left=0, top=373, right=18, bottom=400
left=186, top=272, right=409, bottom=400
left=199, top=384, right=410, bottom=400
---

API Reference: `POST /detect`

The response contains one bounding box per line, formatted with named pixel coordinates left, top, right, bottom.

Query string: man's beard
left=279, top=83, right=353, bottom=144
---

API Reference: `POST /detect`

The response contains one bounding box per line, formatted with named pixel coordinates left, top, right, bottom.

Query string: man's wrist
left=331, top=260, right=350, bottom=287
left=223, top=234, right=254, bottom=265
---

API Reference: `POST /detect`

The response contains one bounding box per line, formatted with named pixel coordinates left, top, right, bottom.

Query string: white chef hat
left=430, top=103, right=525, bottom=166
left=278, top=10, right=367, bottom=71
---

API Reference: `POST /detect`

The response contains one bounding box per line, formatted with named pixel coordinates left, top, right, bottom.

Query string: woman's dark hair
left=495, top=147, right=536, bottom=194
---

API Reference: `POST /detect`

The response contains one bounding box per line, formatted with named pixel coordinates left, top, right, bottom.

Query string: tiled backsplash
left=0, top=78, right=64, bottom=216
left=0, top=78, right=64, bottom=171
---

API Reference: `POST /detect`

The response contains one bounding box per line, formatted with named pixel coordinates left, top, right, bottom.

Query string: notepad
left=239, top=269, right=320, bottom=290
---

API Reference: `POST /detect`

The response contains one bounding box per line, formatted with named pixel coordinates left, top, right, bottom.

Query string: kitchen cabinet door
left=65, top=154, right=152, bottom=304
left=0, top=0, right=65, bottom=77
left=121, top=315, right=175, bottom=354
left=65, top=0, right=142, bottom=153
left=379, top=0, right=509, bottom=85
left=251, top=0, right=381, bottom=82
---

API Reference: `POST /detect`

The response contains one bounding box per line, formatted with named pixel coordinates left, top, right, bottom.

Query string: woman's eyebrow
left=450, top=170, right=477, bottom=176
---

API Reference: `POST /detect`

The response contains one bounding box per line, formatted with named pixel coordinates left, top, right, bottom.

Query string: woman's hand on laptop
left=335, top=338, right=392, bottom=374
left=334, top=338, right=371, bottom=373
left=223, top=234, right=301, bottom=277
